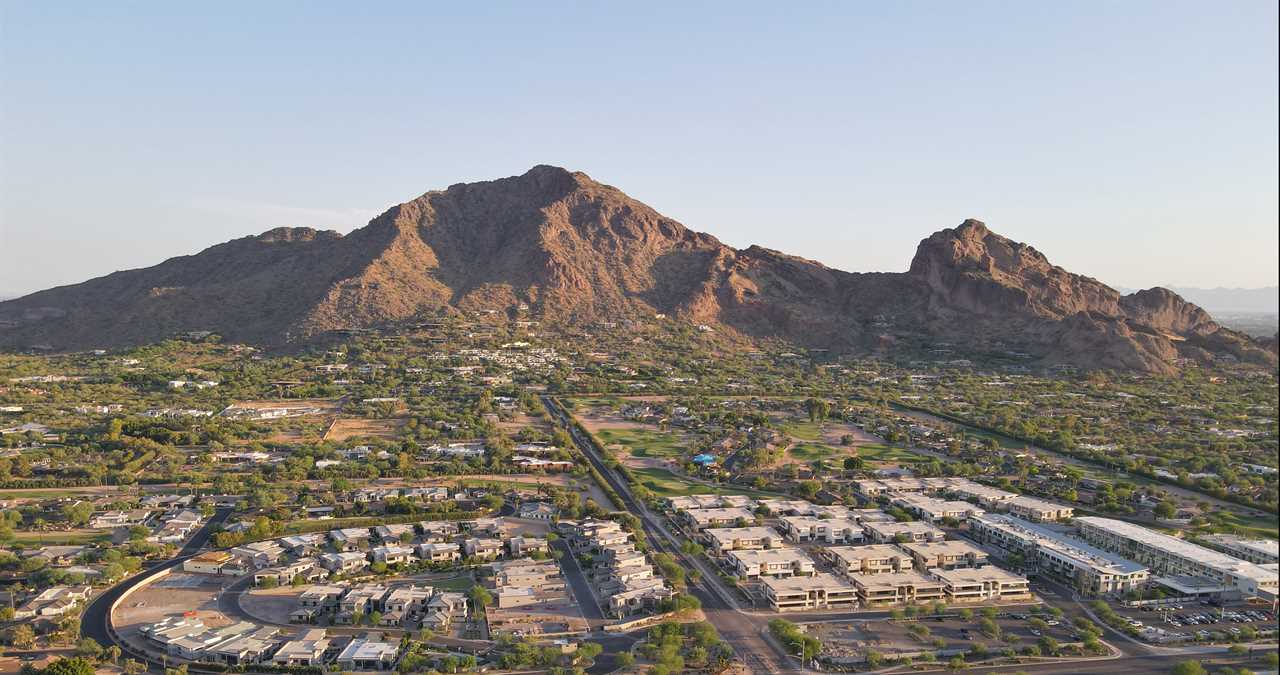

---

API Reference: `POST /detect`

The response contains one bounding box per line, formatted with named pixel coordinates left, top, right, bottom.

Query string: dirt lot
left=323, top=417, right=407, bottom=442
left=808, top=613, right=1082, bottom=662
left=113, top=573, right=235, bottom=650
left=240, top=586, right=304, bottom=624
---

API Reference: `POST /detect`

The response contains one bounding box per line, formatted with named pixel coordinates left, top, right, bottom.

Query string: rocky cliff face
left=0, top=166, right=1272, bottom=373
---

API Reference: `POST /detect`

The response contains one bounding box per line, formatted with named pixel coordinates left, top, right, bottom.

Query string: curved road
left=81, top=508, right=232, bottom=650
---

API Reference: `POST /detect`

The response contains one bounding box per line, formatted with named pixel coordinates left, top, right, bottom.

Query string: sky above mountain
left=1, top=1, right=1276, bottom=297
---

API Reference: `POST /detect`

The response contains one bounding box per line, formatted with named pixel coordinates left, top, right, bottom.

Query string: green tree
left=73, top=639, right=102, bottom=660
left=470, top=584, right=492, bottom=608
left=1170, top=661, right=1207, bottom=675
left=43, top=658, right=97, bottom=675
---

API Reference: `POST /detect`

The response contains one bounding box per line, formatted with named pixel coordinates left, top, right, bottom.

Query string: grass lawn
left=631, top=467, right=781, bottom=499
left=10, top=530, right=112, bottom=545
left=596, top=428, right=686, bottom=458
left=427, top=572, right=477, bottom=591
left=781, top=420, right=825, bottom=441
left=789, top=443, right=840, bottom=461
left=855, top=444, right=929, bottom=464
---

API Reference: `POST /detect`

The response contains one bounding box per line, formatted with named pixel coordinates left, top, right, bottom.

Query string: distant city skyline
left=2, top=2, right=1276, bottom=296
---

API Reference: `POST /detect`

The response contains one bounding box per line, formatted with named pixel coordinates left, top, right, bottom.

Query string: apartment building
left=463, top=538, right=504, bottom=560
left=969, top=514, right=1148, bottom=595
left=1076, top=517, right=1278, bottom=600
left=728, top=547, right=816, bottom=579
left=825, top=545, right=911, bottom=576
left=931, top=566, right=1032, bottom=603
left=863, top=520, right=947, bottom=544
left=763, top=572, right=859, bottom=611
left=1006, top=496, right=1074, bottom=522
left=899, top=540, right=989, bottom=571
left=703, top=526, right=783, bottom=554
left=850, top=570, right=945, bottom=607
left=681, top=507, right=756, bottom=531
left=890, top=494, right=984, bottom=523
left=371, top=545, right=414, bottom=566
left=779, top=516, right=866, bottom=544
left=1199, top=535, right=1280, bottom=565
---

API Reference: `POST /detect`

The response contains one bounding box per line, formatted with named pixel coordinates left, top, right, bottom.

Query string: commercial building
left=969, top=514, right=1148, bottom=595
left=1076, top=517, right=1278, bottom=600
left=763, top=572, right=859, bottom=611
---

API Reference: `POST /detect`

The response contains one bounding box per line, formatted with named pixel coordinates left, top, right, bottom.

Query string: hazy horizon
left=2, top=2, right=1277, bottom=296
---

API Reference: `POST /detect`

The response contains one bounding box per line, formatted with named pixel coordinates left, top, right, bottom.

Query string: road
left=551, top=538, right=606, bottom=622
left=81, top=508, right=232, bottom=651
left=543, top=396, right=801, bottom=674
left=544, top=395, right=1280, bottom=675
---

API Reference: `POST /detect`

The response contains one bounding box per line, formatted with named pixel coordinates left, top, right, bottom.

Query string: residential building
left=415, top=542, right=461, bottom=563
left=900, top=540, right=989, bottom=571
left=1006, top=496, right=1074, bottom=522
left=763, top=572, right=859, bottom=612
left=680, top=507, right=756, bottom=531
left=272, top=629, right=330, bottom=666
left=727, top=547, right=815, bottom=579
left=703, top=526, right=783, bottom=554
left=931, top=566, right=1032, bottom=603
left=890, top=494, right=984, bottom=523
left=335, top=638, right=399, bottom=671
left=320, top=552, right=369, bottom=574
left=969, top=514, right=1149, bottom=595
left=1076, top=517, right=1278, bottom=600
left=850, top=570, right=945, bottom=607
left=863, top=520, right=947, bottom=544
left=1199, top=535, right=1280, bottom=565
left=463, top=538, right=504, bottom=560
left=825, top=545, right=911, bottom=576
left=779, top=516, right=866, bottom=544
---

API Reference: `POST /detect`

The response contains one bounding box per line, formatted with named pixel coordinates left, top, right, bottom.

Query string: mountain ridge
left=1, top=165, right=1274, bottom=374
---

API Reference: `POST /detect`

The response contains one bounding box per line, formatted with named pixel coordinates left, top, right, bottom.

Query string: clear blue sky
left=2, top=1, right=1276, bottom=297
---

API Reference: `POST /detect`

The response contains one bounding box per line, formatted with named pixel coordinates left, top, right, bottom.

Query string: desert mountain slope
left=1, top=166, right=1272, bottom=373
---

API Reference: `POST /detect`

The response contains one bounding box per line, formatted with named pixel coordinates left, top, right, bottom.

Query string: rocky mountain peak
left=0, top=168, right=1272, bottom=374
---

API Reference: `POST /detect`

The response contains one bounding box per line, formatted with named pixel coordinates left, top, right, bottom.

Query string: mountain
left=0, top=165, right=1274, bottom=373
left=1149, top=287, right=1277, bottom=315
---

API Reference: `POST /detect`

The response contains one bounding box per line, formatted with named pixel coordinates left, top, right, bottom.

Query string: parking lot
left=1112, top=602, right=1277, bottom=644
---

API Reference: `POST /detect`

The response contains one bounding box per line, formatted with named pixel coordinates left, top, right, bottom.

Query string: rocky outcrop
left=0, top=167, right=1272, bottom=373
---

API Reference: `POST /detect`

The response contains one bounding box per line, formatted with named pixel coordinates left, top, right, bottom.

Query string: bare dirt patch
left=323, top=417, right=407, bottom=442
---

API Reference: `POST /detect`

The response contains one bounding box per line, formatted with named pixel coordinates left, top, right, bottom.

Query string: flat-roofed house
left=463, top=538, right=504, bottom=560
left=335, top=638, right=399, bottom=671
left=329, top=527, right=371, bottom=551
left=371, top=545, right=414, bottom=566
left=825, top=545, right=911, bottom=576
left=273, top=629, right=330, bottom=666
left=763, top=572, right=859, bottom=612
left=415, top=542, right=461, bottom=563
left=319, top=551, right=368, bottom=574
